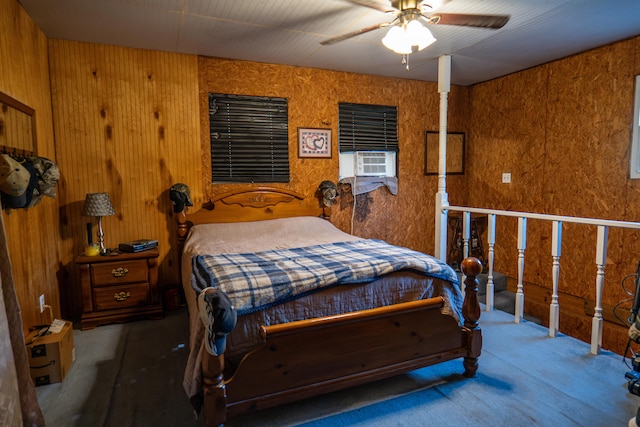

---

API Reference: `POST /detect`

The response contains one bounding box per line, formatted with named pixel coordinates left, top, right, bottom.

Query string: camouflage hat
left=30, top=156, right=60, bottom=198
left=170, top=183, right=194, bottom=213
left=318, top=180, right=337, bottom=207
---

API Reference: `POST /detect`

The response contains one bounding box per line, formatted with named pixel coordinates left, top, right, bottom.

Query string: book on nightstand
left=118, top=239, right=158, bottom=253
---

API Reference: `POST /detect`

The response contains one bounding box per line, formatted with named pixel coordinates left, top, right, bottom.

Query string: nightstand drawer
left=91, top=260, right=148, bottom=286
left=93, top=283, right=149, bottom=311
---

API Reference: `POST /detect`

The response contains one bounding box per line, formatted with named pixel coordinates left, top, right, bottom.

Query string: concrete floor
left=36, top=297, right=636, bottom=427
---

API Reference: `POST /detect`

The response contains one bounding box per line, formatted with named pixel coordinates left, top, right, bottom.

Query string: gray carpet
left=37, top=297, right=639, bottom=427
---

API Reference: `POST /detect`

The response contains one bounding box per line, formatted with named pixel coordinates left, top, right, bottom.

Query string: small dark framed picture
left=298, top=128, right=332, bottom=158
left=424, top=131, right=465, bottom=175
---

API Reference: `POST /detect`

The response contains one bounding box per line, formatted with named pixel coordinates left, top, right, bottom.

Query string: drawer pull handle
left=111, top=267, right=129, bottom=278
left=114, top=291, right=131, bottom=302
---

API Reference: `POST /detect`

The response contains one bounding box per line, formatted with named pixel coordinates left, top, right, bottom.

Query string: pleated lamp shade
left=81, top=193, right=115, bottom=217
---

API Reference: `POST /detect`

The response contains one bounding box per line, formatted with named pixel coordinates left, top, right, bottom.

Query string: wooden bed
left=176, top=186, right=482, bottom=427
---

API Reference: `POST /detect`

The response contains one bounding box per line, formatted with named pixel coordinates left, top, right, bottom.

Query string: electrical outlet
left=39, top=294, right=45, bottom=313
left=502, top=172, right=512, bottom=184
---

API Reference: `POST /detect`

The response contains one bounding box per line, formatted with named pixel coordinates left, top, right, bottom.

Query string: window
left=338, top=102, right=399, bottom=179
left=209, top=93, right=289, bottom=183
left=630, top=75, right=640, bottom=179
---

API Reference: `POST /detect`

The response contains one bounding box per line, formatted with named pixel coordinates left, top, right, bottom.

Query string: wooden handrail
left=447, top=205, right=640, bottom=229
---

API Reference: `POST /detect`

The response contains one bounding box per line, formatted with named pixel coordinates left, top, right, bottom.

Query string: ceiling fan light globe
left=415, top=26, right=436, bottom=50
left=382, top=26, right=412, bottom=54
left=382, top=26, right=402, bottom=47
left=406, top=20, right=424, bottom=39
left=394, top=44, right=413, bottom=54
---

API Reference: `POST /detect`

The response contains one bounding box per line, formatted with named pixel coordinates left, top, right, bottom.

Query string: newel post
left=461, top=257, right=482, bottom=378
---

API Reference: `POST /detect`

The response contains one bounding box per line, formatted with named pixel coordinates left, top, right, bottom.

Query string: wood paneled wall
left=469, top=36, right=640, bottom=353
left=49, top=40, right=201, bottom=317
left=0, top=0, right=59, bottom=333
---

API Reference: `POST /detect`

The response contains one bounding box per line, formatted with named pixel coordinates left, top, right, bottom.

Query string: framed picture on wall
left=424, top=131, right=465, bottom=175
left=298, top=128, right=332, bottom=158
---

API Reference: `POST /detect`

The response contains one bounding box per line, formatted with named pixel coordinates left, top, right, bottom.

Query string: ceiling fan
left=320, top=0, right=510, bottom=51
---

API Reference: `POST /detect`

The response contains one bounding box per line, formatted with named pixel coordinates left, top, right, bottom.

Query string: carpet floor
left=36, top=297, right=639, bottom=426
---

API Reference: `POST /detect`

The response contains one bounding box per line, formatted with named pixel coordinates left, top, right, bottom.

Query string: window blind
left=338, top=103, right=399, bottom=152
left=209, top=93, right=289, bottom=183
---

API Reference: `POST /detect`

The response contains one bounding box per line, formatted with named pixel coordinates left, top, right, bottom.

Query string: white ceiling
left=18, top=0, right=640, bottom=86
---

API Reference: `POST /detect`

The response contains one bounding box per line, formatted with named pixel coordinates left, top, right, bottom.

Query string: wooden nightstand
left=76, top=248, right=163, bottom=330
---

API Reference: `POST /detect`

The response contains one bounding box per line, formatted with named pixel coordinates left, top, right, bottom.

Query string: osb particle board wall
left=468, top=35, right=640, bottom=354
left=50, top=43, right=469, bottom=318
left=0, top=0, right=60, bottom=333
left=198, top=56, right=470, bottom=252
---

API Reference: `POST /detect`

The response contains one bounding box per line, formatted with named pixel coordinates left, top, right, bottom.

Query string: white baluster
left=515, top=217, right=527, bottom=323
left=591, top=225, right=608, bottom=355
left=485, top=214, right=496, bottom=312
left=549, top=221, right=562, bottom=337
left=461, top=211, right=471, bottom=296
left=463, top=211, right=471, bottom=260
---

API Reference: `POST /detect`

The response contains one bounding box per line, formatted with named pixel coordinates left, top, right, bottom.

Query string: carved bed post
left=202, top=349, right=227, bottom=427
left=177, top=209, right=188, bottom=252
left=322, top=204, right=332, bottom=220
left=460, top=257, right=482, bottom=378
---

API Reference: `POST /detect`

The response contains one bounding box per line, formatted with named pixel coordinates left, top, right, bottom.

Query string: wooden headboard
left=177, top=186, right=327, bottom=250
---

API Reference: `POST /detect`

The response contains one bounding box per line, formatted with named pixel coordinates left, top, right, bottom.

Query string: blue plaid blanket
left=191, top=239, right=460, bottom=317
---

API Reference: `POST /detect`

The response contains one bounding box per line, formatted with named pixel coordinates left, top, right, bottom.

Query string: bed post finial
left=461, top=256, right=482, bottom=378
left=171, top=183, right=193, bottom=254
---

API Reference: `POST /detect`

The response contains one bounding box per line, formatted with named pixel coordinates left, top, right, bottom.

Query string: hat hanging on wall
left=318, top=180, right=337, bottom=207
left=0, top=154, right=61, bottom=210
left=170, top=183, right=194, bottom=213
left=0, top=154, right=30, bottom=209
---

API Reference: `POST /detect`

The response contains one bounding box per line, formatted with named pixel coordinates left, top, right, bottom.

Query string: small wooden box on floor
left=76, top=248, right=162, bottom=330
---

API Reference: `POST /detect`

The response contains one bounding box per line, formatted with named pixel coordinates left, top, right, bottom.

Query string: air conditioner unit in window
left=355, top=151, right=395, bottom=177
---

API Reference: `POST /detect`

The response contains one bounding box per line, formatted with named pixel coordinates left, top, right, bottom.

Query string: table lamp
left=81, top=192, right=115, bottom=255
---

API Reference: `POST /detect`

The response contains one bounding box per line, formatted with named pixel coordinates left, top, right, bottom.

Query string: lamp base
left=96, top=216, right=110, bottom=256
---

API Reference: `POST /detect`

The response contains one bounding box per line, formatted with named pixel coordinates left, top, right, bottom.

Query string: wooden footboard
left=201, top=258, right=482, bottom=427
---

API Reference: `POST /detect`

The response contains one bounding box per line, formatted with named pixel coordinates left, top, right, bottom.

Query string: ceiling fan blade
left=320, top=23, right=389, bottom=45
left=342, top=0, right=396, bottom=13
left=429, top=13, right=509, bottom=29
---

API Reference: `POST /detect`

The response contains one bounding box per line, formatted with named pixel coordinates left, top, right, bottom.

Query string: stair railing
left=443, top=205, right=640, bottom=355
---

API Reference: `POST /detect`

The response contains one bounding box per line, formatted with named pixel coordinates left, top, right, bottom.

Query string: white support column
left=485, top=214, right=496, bottom=312
left=549, top=221, right=562, bottom=337
left=434, top=55, right=451, bottom=261
left=515, top=217, right=527, bottom=323
left=434, top=193, right=448, bottom=262
left=591, top=225, right=608, bottom=355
